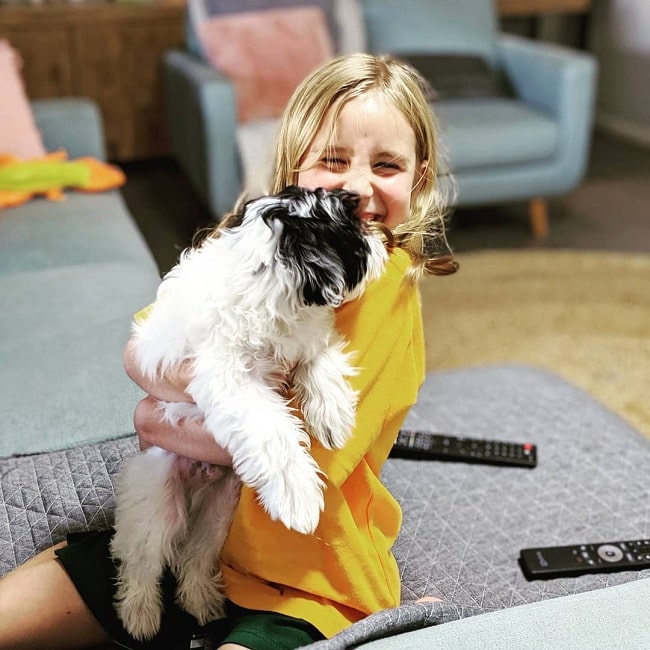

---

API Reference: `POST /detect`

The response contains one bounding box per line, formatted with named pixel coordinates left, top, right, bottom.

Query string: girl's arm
left=124, top=336, right=233, bottom=466
left=123, top=337, right=194, bottom=403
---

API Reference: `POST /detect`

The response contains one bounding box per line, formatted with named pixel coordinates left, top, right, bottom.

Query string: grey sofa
left=1, top=364, right=648, bottom=648
left=0, top=97, right=161, bottom=458
left=164, top=0, right=597, bottom=239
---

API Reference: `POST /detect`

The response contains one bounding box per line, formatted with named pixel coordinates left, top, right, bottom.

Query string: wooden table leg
left=529, top=197, right=549, bottom=240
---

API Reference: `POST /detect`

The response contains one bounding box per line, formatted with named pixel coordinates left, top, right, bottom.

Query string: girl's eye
left=321, top=157, right=348, bottom=170
left=375, top=161, right=401, bottom=172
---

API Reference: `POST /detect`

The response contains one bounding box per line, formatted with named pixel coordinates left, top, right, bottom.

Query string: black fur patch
left=266, top=186, right=371, bottom=307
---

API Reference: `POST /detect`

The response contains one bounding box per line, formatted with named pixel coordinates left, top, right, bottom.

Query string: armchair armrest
left=497, top=34, right=598, bottom=191
left=31, top=98, right=106, bottom=161
left=164, top=49, right=240, bottom=219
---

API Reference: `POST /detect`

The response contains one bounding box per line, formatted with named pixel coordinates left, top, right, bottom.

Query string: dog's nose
left=337, top=190, right=361, bottom=211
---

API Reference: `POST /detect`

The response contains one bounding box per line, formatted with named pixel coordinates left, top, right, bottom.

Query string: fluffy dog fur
left=110, top=186, right=388, bottom=640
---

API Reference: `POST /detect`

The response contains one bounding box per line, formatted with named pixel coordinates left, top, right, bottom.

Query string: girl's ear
left=412, top=160, right=429, bottom=193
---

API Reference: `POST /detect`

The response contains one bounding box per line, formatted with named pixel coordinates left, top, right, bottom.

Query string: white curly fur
left=110, top=187, right=387, bottom=640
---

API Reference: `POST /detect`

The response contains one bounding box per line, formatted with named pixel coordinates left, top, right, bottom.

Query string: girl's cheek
left=298, top=169, right=340, bottom=191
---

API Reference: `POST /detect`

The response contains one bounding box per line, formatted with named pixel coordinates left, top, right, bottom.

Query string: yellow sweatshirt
left=220, top=248, right=425, bottom=638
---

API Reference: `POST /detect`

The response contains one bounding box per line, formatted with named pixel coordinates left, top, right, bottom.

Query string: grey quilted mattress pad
left=1, top=365, right=648, bottom=649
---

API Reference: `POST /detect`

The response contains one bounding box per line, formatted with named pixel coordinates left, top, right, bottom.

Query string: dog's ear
left=277, top=219, right=346, bottom=307
left=302, top=263, right=346, bottom=307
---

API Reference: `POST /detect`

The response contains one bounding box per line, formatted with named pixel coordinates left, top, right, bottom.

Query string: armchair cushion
left=436, top=98, right=558, bottom=171
left=233, top=95, right=561, bottom=197
left=196, top=5, right=334, bottom=122
left=361, top=0, right=498, bottom=63
left=398, top=54, right=510, bottom=101
left=187, top=0, right=365, bottom=59
left=190, top=0, right=342, bottom=52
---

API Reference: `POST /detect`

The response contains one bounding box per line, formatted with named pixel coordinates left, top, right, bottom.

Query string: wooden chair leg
left=529, top=197, right=549, bottom=240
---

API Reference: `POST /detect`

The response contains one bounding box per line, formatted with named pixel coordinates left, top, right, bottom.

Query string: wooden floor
left=120, top=129, right=650, bottom=275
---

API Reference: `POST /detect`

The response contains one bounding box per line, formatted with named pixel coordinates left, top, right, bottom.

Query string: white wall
left=589, top=0, right=650, bottom=147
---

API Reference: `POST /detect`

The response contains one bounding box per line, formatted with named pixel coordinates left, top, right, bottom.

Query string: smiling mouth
left=360, top=212, right=383, bottom=223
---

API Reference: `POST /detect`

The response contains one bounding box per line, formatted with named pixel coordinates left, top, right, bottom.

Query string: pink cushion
left=0, top=40, right=46, bottom=158
left=199, top=7, right=334, bottom=123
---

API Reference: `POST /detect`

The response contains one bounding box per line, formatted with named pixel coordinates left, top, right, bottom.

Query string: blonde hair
left=272, top=53, right=457, bottom=279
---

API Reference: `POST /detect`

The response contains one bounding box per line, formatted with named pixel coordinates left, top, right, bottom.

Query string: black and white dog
left=110, top=186, right=388, bottom=640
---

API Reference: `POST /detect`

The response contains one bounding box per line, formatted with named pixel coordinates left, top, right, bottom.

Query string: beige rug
left=419, top=249, right=650, bottom=439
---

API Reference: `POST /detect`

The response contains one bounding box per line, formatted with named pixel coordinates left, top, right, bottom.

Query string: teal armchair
left=164, top=0, right=597, bottom=239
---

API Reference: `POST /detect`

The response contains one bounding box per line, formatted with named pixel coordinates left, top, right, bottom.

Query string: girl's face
left=297, top=93, right=423, bottom=230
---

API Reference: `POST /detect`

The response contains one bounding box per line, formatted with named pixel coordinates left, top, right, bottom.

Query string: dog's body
left=110, top=186, right=388, bottom=640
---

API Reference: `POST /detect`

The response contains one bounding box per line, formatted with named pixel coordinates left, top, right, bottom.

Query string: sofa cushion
left=386, top=365, right=650, bottom=607
left=31, top=98, right=106, bottom=161
left=0, top=436, right=137, bottom=575
left=2, top=366, right=647, bottom=622
left=0, top=192, right=157, bottom=274
left=0, top=261, right=159, bottom=457
left=355, top=579, right=650, bottom=649
left=302, top=365, right=650, bottom=648
left=0, top=40, right=47, bottom=159
left=434, top=98, right=559, bottom=172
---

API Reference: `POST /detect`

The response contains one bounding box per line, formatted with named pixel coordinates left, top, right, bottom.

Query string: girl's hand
left=134, top=396, right=233, bottom=467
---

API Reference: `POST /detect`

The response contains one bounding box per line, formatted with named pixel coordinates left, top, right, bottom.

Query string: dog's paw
left=304, top=385, right=356, bottom=450
left=177, top=572, right=226, bottom=625
left=257, top=453, right=325, bottom=534
left=312, top=405, right=355, bottom=450
left=157, top=400, right=203, bottom=426
left=115, top=586, right=163, bottom=641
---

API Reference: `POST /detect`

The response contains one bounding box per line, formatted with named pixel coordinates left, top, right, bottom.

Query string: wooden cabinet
left=496, top=0, right=592, bottom=15
left=0, top=0, right=186, bottom=161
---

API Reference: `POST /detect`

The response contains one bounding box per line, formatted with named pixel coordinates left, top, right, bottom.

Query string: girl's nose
left=342, top=168, right=373, bottom=199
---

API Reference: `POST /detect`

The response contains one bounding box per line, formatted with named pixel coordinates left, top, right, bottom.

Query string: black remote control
left=519, top=539, right=650, bottom=580
left=390, top=430, right=537, bottom=468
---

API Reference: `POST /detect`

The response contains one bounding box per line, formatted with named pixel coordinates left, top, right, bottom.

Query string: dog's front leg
left=292, top=340, right=357, bottom=450
left=193, top=373, right=325, bottom=535
left=173, top=467, right=241, bottom=624
left=111, top=448, right=188, bottom=641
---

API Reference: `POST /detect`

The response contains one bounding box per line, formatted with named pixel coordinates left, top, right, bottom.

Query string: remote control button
left=597, top=544, right=624, bottom=563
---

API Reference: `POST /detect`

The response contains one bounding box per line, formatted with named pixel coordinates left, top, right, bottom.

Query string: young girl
left=0, top=53, right=456, bottom=650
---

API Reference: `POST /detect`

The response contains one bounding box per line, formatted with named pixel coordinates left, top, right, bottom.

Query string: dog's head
left=234, top=186, right=385, bottom=308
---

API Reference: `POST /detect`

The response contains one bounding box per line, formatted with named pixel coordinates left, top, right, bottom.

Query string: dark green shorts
left=55, top=529, right=325, bottom=649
